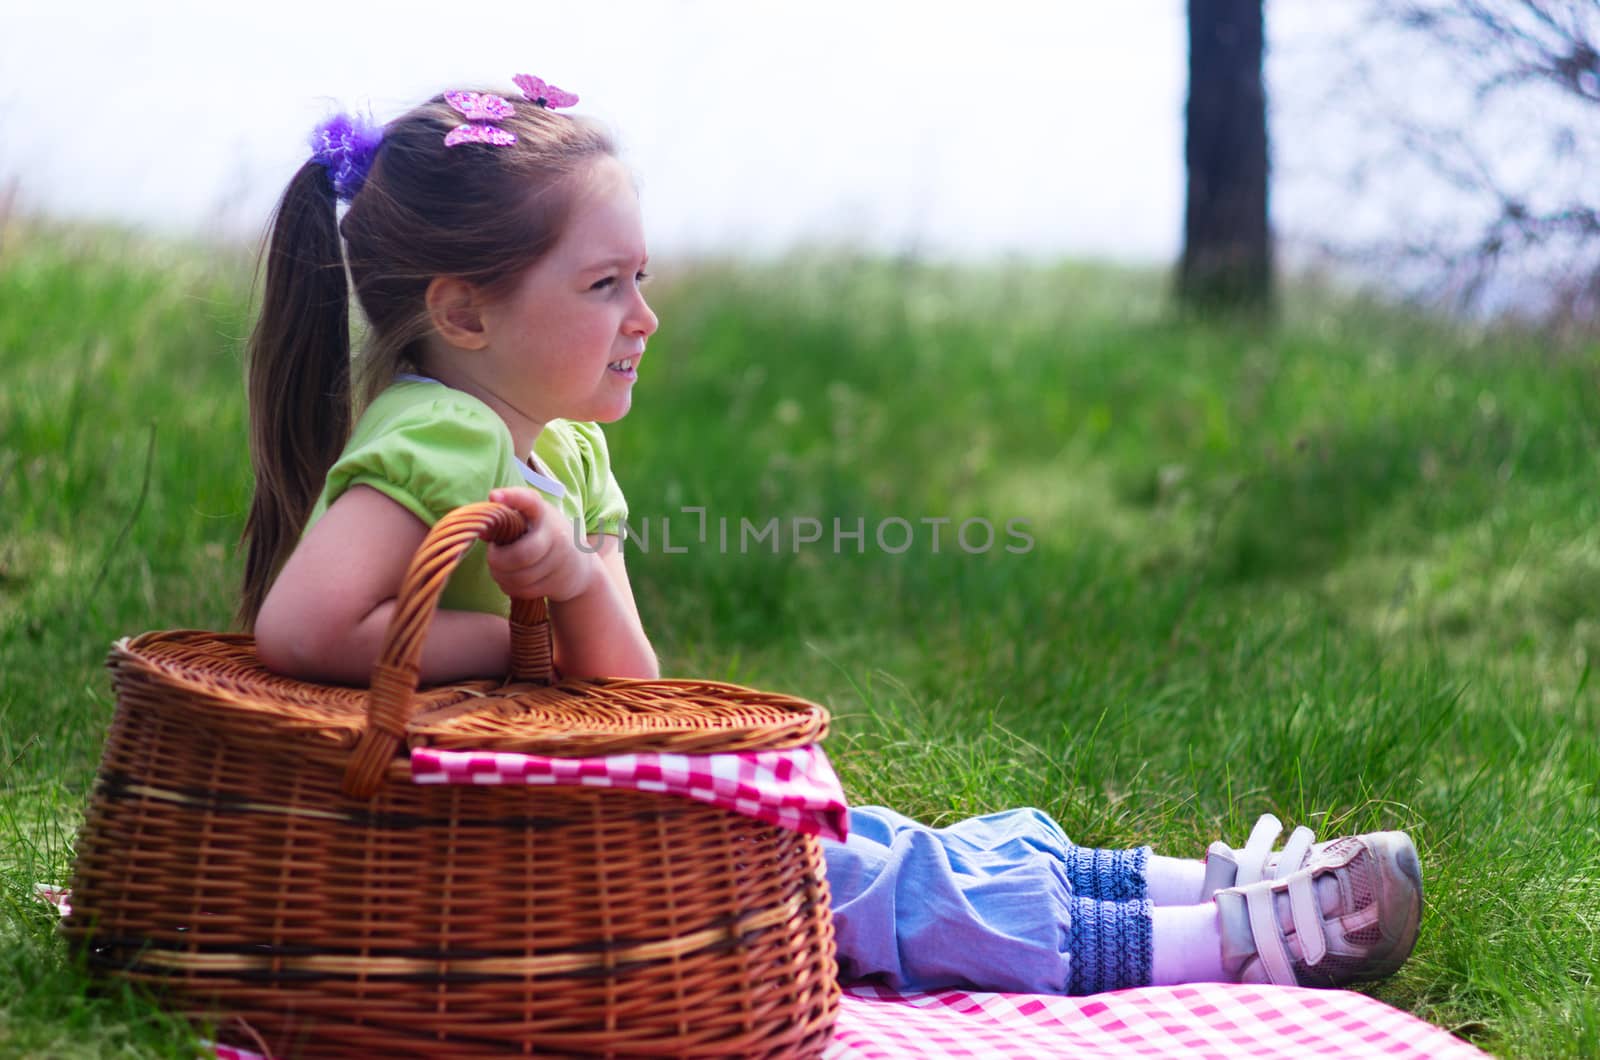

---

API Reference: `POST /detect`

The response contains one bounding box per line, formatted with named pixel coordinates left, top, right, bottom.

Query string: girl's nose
left=629, top=292, right=659, bottom=338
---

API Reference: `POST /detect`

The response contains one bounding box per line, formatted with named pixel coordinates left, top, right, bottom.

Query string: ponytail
left=237, top=161, right=353, bottom=629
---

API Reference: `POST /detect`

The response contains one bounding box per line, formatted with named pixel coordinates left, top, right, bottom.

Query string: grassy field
left=2, top=219, right=1598, bottom=1057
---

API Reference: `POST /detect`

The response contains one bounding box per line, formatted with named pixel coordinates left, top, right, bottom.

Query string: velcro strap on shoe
left=1272, top=826, right=1316, bottom=879
left=1287, top=872, right=1328, bottom=966
left=1235, top=813, right=1284, bottom=887
left=1244, top=879, right=1298, bottom=985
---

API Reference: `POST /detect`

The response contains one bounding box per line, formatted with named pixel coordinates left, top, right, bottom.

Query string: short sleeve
left=566, top=421, right=629, bottom=537
left=322, top=399, right=514, bottom=527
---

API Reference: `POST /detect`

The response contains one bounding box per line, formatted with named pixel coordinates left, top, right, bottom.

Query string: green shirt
left=305, top=377, right=628, bottom=617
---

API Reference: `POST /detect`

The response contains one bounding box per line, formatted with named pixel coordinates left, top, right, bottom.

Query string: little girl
left=244, top=76, right=1423, bottom=998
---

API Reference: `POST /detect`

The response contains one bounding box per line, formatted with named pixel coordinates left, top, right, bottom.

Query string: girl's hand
left=485, top=487, right=599, bottom=603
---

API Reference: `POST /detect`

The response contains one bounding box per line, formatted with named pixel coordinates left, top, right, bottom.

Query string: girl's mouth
left=607, top=358, right=637, bottom=380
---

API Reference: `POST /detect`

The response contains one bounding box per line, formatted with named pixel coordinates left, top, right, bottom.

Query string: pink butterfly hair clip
left=513, top=73, right=578, bottom=109
left=443, top=91, right=517, bottom=148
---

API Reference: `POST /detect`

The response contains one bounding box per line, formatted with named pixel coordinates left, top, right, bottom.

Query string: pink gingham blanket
left=826, top=983, right=1485, bottom=1058
left=202, top=985, right=1484, bottom=1059
left=410, top=743, right=850, bottom=841
left=36, top=886, right=1483, bottom=1058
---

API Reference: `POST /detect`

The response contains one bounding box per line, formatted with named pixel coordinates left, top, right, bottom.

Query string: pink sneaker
left=1214, top=830, right=1423, bottom=987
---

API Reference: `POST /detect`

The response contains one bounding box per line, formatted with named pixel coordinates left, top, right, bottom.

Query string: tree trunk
left=1180, top=0, right=1272, bottom=311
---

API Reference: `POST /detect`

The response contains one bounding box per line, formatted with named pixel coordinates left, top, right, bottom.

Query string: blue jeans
left=823, top=806, right=1153, bottom=994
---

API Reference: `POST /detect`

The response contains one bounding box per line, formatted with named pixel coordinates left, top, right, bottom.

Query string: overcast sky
left=0, top=3, right=1434, bottom=264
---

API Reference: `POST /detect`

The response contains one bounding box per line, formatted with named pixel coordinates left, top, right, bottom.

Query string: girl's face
left=475, top=156, right=657, bottom=438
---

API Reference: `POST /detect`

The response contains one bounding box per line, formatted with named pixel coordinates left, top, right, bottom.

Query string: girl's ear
left=424, top=277, right=489, bottom=350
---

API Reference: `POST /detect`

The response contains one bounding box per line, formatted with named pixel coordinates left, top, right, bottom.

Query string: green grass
left=3, top=221, right=1599, bottom=1056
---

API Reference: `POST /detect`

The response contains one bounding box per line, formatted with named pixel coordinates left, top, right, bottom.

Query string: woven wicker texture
left=65, top=502, right=839, bottom=1058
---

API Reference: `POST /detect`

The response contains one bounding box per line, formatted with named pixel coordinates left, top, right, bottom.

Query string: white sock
left=1150, top=903, right=1227, bottom=985
left=1145, top=854, right=1207, bottom=906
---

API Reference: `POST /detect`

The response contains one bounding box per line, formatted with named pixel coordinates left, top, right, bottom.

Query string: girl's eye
left=589, top=271, right=649, bottom=292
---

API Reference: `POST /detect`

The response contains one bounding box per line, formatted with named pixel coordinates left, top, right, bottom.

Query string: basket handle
left=341, top=501, right=552, bottom=799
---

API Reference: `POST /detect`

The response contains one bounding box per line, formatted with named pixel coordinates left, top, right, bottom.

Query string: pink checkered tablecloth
left=201, top=983, right=1483, bottom=1059
left=410, top=743, right=850, bottom=841
left=827, top=983, right=1485, bottom=1058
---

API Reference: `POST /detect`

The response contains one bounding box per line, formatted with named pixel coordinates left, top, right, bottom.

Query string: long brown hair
left=238, top=94, right=616, bottom=627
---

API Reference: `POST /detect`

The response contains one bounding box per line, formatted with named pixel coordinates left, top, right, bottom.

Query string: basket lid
left=109, top=631, right=828, bottom=759
left=107, top=631, right=495, bottom=755
left=409, top=677, right=828, bottom=755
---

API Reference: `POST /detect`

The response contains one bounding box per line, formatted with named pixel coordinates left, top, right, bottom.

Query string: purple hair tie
left=309, top=111, right=383, bottom=202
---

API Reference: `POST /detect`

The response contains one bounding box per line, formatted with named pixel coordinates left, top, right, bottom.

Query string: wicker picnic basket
left=64, top=502, right=839, bottom=1058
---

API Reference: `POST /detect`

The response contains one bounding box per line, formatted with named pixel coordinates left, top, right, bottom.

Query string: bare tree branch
left=1277, top=0, right=1600, bottom=332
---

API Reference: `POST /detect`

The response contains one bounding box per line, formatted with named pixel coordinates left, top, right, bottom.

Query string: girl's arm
left=255, top=486, right=508, bottom=683
left=549, top=531, right=658, bottom=681
left=486, top=487, right=659, bottom=681
left=255, top=485, right=658, bottom=685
